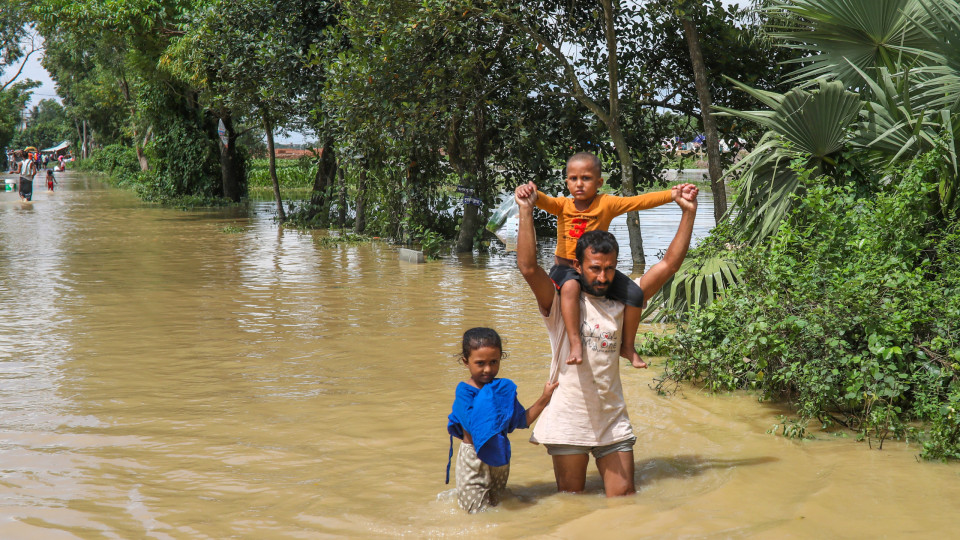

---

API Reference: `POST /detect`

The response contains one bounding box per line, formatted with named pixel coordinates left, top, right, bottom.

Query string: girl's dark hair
left=460, top=327, right=504, bottom=362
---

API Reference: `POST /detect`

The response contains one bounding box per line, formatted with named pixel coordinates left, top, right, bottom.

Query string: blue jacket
left=446, top=378, right=528, bottom=483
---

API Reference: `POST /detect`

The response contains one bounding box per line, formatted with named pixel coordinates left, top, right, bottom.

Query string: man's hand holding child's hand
left=515, top=182, right=538, bottom=207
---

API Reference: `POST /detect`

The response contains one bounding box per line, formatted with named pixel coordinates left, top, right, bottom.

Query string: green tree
left=14, top=99, right=74, bottom=149
left=33, top=0, right=224, bottom=200
left=646, top=0, right=960, bottom=318
left=327, top=0, right=557, bottom=248
left=444, top=0, right=788, bottom=264
left=0, top=80, right=37, bottom=167
left=166, top=0, right=338, bottom=216
left=723, top=0, right=960, bottom=242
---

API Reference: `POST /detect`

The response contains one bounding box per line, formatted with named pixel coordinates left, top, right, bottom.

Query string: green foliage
left=921, top=390, right=960, bottom=460
left=0, top=80, right=38, bottom=167
left=642, top=252, right=744, bottom=322
left=247, top=158, right=315, bottom=189
left=764, top=0, right=935, bottom=86
left=77, top=144, right=140, bottom=183
left=717, top=0, right=960, bottom=246
left=313, top=232, right=372, bottom=248
left=12, top=99, right=74, bottom=150
left=658, top=150, right=960, bottom=457
left=78, top=143, right=233, bottom=207
left=635, top=332, right=677, bottom=357
left=410, top=224, right=446, bottom=260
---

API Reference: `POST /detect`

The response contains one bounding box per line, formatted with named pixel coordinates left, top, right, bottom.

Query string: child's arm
left=516, top=182, right=563, bottom=216
left=610, top=189, right=674, bottom=215
left=525, top=381, right=559, bottom=425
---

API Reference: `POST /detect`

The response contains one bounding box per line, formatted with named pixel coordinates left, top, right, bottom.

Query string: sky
left=5, top=47, right=58, bottom=108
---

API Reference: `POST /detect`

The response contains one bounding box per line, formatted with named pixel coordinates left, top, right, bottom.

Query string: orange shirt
left=535, top=190, right=673, bottom=260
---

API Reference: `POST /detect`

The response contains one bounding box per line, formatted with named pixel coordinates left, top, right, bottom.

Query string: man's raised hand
left=515, top=181, right=538, bottom=208
left=677, top=183, right=698, bottom=212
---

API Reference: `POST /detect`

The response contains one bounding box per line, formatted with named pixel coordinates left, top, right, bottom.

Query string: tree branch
left=600, top=0, right=619, bottom=120
left=1, top=35, right=40, bottom=92
left=489, top=10, right=611, bottom=126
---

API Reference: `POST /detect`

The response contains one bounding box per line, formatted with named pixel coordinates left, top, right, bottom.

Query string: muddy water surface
left=1, top=172, right=959, bottom=538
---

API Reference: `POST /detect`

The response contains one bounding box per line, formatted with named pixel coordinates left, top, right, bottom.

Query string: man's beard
left=581, top=279, right=609, bottom=297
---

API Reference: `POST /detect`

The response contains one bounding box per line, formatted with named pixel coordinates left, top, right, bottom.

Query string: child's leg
left=621, top=305, right=646, bottom=368
left=560, top=278, right=584, bottom=365
left=608, top=270, right=646, bottom=368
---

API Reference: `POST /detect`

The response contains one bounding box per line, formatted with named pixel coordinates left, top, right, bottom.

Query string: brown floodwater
left=1, top=172, right=958, bottom=538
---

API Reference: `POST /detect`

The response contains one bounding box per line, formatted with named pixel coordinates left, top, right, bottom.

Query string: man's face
left=574, top=247, right=618, bottom=297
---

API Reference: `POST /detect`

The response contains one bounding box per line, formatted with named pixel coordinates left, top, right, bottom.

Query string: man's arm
left=637, top=185, right=698, bottom=303
left=515, top=182, right=556, bottom=316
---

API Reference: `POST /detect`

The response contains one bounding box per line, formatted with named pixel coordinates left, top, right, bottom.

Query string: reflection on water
left=1, top=172, right=959, bottom=538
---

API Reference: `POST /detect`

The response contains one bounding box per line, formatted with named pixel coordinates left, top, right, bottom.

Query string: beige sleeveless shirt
left=529, top=291, right=634, bottom=446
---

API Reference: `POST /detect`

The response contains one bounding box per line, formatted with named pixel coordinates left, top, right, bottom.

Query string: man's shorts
left=544, top=437, right=637, bottom=460
left=18, top=177, right=32, bottom=201
left=548, top=264, right=645, bottom=308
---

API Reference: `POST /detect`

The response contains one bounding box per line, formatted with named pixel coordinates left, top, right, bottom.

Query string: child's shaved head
left=567, top=152, right=601, bottom=175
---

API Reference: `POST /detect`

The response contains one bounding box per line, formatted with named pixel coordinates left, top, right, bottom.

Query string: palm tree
left=644, top=0, right=960, bottom=321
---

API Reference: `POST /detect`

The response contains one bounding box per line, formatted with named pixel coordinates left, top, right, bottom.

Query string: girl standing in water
left=446, top=327, right=557, bottom=513
left=46, top=169, right=58, bottom=192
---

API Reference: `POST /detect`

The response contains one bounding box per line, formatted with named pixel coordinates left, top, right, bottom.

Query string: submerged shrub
left=658, top=150, right=960, bottom=458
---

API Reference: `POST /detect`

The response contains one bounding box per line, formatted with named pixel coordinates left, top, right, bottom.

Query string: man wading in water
left=514, top=181, right=698, bottom=496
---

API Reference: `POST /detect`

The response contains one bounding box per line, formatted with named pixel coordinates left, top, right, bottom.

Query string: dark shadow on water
left=501, top=454, right=778, bottom=511
left=636, top=454, right=779, bottom=485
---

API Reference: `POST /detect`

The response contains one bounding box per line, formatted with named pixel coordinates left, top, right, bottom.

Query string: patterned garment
left=530, top=290, right=634, bottom=447
left=456, top=443, right=509, bottom=513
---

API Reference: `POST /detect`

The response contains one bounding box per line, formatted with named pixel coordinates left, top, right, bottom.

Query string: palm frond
left=717, top=80, right=860, bottom=243
left=765, top=0, right=934, bottom=86
left=642, top=255, right=744, bottom=322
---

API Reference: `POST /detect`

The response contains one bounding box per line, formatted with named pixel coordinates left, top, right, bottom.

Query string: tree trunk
left=219, top=113, right=242, bottom=202
left=136, top=127, right=151, bottom=171
left=682, top=16, right=727, bottom=222
left=354, top=167, right=367, bottom=234
left=456, top=201, right=480, bottom=252
left=82, top=120, right=88, bottom=159
left=608, top=119, right=646, bottom=273
left=337, top=164, right=347, bottom=228
left=456, top=107, right=491, bottom=253
left=307, top=138, right=337, bottom=222
left=262, top=114, right=286, bottom=222
left=603, top=0, right=644, bottom=271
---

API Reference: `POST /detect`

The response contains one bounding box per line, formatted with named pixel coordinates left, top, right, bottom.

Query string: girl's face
left=464, top=346, right=501, bottom=387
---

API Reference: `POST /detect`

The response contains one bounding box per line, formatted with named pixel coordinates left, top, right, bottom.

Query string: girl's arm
left=525, top=381, right=559, bottom=424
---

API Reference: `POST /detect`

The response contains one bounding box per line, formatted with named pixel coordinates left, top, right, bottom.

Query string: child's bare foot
left=566, top=340, right=583, bottom=365
left=621, top=344, right=647, bottom=368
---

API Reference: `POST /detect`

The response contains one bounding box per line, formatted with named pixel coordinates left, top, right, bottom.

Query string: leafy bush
left=78, top=144, right=141, bottom=185
left=657, top=150, right=960, bottom=458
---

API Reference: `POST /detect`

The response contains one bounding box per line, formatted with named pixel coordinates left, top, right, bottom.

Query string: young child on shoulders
left=515, top=152, right=698, bottom=367
left=446, top=327, right=557, bottom=513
